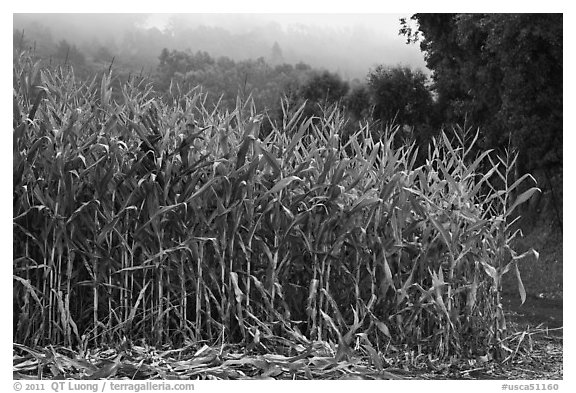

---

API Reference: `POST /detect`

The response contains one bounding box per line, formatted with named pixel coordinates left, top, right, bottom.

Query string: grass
left=13, top=50, right=542, bottom=368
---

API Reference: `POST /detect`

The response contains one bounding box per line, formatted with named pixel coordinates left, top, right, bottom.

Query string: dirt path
left=502, top=291, right=563, bottom=332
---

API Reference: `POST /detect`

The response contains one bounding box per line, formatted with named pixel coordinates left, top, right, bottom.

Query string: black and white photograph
left=11, top=3, right=564, bottom=386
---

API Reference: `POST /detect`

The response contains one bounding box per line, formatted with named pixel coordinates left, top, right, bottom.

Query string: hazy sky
left=145, top=13, right=412, bottom=37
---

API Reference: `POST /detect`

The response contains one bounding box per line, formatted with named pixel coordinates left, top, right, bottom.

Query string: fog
left=13, top=13, right=426, bottom=80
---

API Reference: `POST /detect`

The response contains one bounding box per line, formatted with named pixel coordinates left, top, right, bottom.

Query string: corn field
left=13, top=51, right=539, bottom=361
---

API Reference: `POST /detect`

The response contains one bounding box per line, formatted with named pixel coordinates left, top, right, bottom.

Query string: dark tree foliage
left=400, top=14, right=562, bottom=175
left=345, top=84, right=371, bottom=121
left=297, top=70, right=349, bottom=119
left=364, top=65, right=437, bottom=162
left=299, top=70, right=349, bottom=104
left=367, top=65, right=434, bottom=128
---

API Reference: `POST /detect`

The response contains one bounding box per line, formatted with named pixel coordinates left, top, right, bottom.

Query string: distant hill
left=13, top=13, right=428, bottom=81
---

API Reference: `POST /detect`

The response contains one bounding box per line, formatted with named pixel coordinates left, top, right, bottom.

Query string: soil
left=502, top=291, right=563, bottom=331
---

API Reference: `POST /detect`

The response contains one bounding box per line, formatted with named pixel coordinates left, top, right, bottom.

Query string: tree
left=400, top=14, right=562, bottom=175
left=345, top=84, right=371, bottom=121
left=367, top=65, right=433, bottom=128
left=270, top=42, right=284, bottom=65
left=297, top=70, right=349, bottom=120
left=363, top=65, right=435, bottom=158
left=299, top=70, right=349, bottom=105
